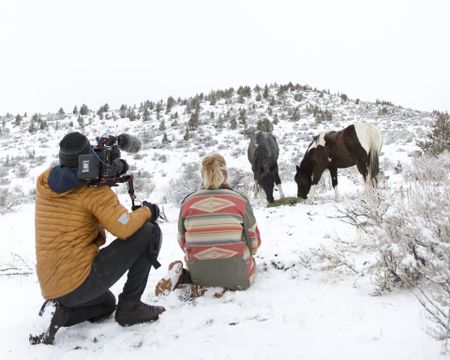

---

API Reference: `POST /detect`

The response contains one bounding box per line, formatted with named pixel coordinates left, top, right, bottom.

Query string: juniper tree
left=291, top=107, right=300, bottom=122
left=183, top=126, right=190, bottom=141
left=256, top=118, right=273, bottom=132
left=209, top=91, right=217, bottom=106
left=230, top=116, right=237, bottom=130
left=39, top=119, right=48, bottom=130
left=79, top=104, right=89, bottom=115
left=156, top=101, right=162, bottom=115
left=15, top=114, right=22, bottom=126
left=216, top=115, right=225, bottom=128
left=238, top=109, right=246, bottom=126
left=120, top=105, right=127, bottom=119
left=166, top=96, right=175, bottom=114
left=417, top=112, right=450, bottom=155
left=143, top=107, right=150, bottom=121
left=263, top=84, right=269, bottom=99
left=77, top=115, right=85, bottom=128
left=188, top=109, right=199, bottom=129
left=127, top=109, right=137, bottom=121
left=97, top=103, right=109, bottom=117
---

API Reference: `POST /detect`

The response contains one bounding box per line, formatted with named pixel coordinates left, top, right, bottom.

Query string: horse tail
left=367, top=125, right=383, bottom=186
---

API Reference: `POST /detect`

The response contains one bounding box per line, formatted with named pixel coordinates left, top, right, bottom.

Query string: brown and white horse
left=295, top=123, right=382, bottom=201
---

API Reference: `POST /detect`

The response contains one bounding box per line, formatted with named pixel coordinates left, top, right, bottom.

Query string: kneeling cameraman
left=30, top=131, right=164, bottom=345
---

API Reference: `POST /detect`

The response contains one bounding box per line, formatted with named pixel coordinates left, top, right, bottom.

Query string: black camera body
left=77, top=134, right=137, bottom=186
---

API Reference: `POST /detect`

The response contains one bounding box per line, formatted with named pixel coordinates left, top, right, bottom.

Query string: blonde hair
left=201, top=153, right=227, bottom=189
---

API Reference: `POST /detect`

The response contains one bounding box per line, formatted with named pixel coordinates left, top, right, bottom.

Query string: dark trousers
left=55, top=222, right=162, bottom=327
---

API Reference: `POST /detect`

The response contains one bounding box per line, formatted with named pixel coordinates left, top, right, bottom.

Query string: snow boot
left=115, top=301, right=166, bottom=326
left=154, top=260, right=184, bottom=296
left=29, top=300, right=67, bottom=345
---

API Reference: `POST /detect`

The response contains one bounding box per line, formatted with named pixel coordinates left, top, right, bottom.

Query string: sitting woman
left=156, top=152, right=261, bottom=297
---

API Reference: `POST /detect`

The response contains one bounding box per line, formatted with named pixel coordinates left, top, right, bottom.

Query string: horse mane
left=324, top=130, right=338, bottom=144
left=305, top=136, right=318, bottom=152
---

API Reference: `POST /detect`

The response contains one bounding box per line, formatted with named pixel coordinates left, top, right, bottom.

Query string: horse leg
left=253, top=180, right=260, bottom=199
left=309, top=185, right=316, bottom=203
left=329, top=166, right=340, bottom=201
left=273, top=165, right=285, bottom=199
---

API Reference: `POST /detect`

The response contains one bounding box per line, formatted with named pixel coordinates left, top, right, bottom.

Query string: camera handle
left=116, top=175, right=137, bottom=209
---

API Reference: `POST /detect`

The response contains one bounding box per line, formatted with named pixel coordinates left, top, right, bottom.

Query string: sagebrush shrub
left=346, top=155, right=450, bottom=342
left=164, top=163, right=201, bottom=204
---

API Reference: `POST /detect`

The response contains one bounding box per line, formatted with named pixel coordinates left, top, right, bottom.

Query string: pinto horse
left=247, top=131, right=285, bottom=203
left=295, top=123, right=382, bottom=201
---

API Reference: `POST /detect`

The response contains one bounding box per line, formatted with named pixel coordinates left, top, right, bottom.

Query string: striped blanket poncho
left=178, top=187, right=261, bottom=290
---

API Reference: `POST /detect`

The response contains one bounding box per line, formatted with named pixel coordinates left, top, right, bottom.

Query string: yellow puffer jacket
left=35, top=167, right=152, bottom=299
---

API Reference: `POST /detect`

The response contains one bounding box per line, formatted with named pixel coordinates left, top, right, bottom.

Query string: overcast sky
left=1, top=0, right=449, bottom=115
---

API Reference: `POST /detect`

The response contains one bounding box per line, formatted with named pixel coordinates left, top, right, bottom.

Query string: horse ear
left=296, top=165, right=300, bottom=171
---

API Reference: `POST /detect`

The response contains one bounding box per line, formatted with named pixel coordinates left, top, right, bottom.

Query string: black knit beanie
left=59, top=132, right=91, bottom=168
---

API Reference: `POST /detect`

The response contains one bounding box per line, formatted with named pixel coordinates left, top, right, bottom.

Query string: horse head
left=295, top=146, right=317, bottom=199
left=295, top=163, right=311, bottom=199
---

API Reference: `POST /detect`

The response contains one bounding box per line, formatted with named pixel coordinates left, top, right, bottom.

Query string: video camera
left=77, top=133, right=142, bottom=187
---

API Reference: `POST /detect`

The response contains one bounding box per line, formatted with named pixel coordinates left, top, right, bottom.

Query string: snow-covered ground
left=0, top=193, right=444, bottom=359
left=0, top=85, right=446, bottom=359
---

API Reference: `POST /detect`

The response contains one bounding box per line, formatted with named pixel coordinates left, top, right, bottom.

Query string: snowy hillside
left=0, top=83, right=448, bottom=359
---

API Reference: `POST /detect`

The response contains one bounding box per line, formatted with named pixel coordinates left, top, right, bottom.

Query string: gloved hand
left=143, top=201, right=160, bottom=222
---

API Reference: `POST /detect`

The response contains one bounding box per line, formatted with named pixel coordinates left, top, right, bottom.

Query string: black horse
left=247, top=131, right=285, bottom=203
left=295, top=123, right=382, bottom=201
